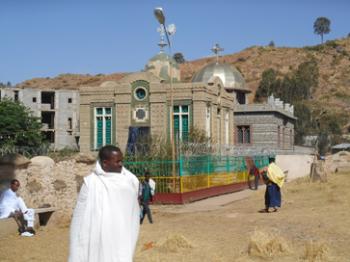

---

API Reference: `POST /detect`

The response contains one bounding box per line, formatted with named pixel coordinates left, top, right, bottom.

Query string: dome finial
left=211, top=43, right=224, bottom=64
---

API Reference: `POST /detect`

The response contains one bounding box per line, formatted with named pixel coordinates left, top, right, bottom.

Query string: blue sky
left=1, top=0, right=349, bottom=84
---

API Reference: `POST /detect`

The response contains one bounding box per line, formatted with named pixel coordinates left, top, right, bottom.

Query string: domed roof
left=148, top=52, right=178, bottom=65
left=145, top=52, right=180, bottom=82
left=192, top=62, right=248, bottom=92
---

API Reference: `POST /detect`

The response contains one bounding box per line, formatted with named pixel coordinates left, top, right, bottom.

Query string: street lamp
left=153, top=7, right=176, bottom=177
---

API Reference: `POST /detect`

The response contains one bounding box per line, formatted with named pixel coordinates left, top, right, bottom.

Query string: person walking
left=259, top=157, right=285, bottom=213
left=140, top=171, right=154, bottom=224
left=248, top=164, right=260, bottom=190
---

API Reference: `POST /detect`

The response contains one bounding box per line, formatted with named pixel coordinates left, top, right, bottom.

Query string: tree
left=294, top=60, right=319, bottom=100
left=173, top=52, right=186, bottom=64
left=254, top=69, right=279, bottom=102
left=268, top=41, right=275, bottom=47
left=0, top=98, right=43, bottom=155
left=294, top=102, right=314, bottom=145
left=314, top=17, right=331, bottom=44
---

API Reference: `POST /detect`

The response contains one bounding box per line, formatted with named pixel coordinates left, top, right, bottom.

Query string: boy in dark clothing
left=140, top=172, right=153, bottom=224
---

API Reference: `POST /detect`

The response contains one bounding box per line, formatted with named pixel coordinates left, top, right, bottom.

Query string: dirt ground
left=1, top=172, right=349, bottom=262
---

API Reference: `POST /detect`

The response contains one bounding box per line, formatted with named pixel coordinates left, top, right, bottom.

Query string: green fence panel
left=124, top=154, right=274, bottom=177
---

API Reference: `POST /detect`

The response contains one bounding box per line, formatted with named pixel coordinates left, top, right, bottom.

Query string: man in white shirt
left=69, top=145, right=140, bottom=262
left=0, top=179, right=35, bottom=237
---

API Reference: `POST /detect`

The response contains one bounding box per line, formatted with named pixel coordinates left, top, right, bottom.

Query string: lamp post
left=154, top=7, right=176, bottom=178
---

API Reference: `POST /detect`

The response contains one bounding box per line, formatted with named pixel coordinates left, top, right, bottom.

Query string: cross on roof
left=211, top=43, right=224, bottom=64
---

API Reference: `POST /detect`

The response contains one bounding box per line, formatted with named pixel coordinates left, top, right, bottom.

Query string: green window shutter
left=96, top=116, right=103, bottom=148
left=182, top=115, right=189, bottom=141
left=174, top=115, right=179, bottom=141
left=105, top=116, right=111, bottom=145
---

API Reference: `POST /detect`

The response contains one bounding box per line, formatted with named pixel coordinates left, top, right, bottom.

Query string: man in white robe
left=0, top=179, right=35, bottom=236
left=69, top=145, right=140, bottom=262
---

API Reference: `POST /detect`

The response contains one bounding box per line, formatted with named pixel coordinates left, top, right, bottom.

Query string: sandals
left=258, top=209, right=269, bottom=213
left=258, top=208, right=278, bottom=213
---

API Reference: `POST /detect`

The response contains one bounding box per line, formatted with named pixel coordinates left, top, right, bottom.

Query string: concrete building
left=0, top=87, right=79, bottom=150
left=79, top=40, right=296, bottom=154
left=234, top=95, right=296, bottom=155
left=79, top=53, right=236, bottom=152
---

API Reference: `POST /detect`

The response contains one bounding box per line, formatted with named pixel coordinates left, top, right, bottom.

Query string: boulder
left=30, top=156, right=55, bottom=168
left=74, top=152, right=96, bottom=164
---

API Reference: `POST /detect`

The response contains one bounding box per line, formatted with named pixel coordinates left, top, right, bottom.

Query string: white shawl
left=69, top=162, right=140, bottom=262
left=0, top=189, right=19, bottom=218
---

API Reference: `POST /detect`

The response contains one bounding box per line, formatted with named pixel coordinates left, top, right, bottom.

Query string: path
left=153, top=186, right=264, bottom=213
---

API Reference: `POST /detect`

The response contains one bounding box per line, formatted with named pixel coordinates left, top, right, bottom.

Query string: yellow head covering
left=267, top=162, right=285, bottom=188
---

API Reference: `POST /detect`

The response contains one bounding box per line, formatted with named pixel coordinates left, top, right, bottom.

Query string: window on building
left=14, top=91, right=19, bottom=101
left=68, top=117, right=72, bottom=129
left=68, top=98, right=72, bottom=103
left=32, top=97, right=37, bottom=103
left=41, top=112, right=55, bottom=129
left=94, top=107, right=112, bottom=149
left=42, top=131, right=55, bottom=143
left=216, top=108, right=221, bottom=144
left=236, top=126, right=250, bottom=144
left=41, top=92, right=55, bottom=109
left=173, top=105, right=190, bottom=141
left=205, top=106, right=211, bottom=138
left=236, top=91, right=246, bottom=104
left=225, top=111, right=229, bottom=144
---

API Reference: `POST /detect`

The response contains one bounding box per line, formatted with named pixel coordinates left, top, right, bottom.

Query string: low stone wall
left=0, top=154, right=95, bottom=224
left=276, top=154, right=314, bottom=181
left=325, top=151, right=350, bottom=173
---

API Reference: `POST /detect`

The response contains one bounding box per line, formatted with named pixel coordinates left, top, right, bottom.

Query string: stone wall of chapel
left=150, top=103, right=167, bottom=138
left=79, top=104, right=91, bottom=152
left=116, top=104, right=131, bottom=151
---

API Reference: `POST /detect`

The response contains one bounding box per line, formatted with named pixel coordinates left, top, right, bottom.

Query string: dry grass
left=156, top=233, right=193, bottom=252
left=247, top=230, right=291, bottom=259
left=302, top=241, right=330, bottom=262
left=1, top=171, right=350, bottom=262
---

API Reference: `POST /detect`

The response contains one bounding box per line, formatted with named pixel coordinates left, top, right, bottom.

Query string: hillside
left=181, top=38, right=350, bottom=118
left=16, top=38, right=350, bottom=131
left=16, top=72, right=126, bottom=90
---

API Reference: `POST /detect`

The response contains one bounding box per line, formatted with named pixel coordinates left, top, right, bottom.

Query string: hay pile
left=302, top=241, right=330, bottom=262
left=156, top=233, right=193, bottom=253
left=247, top=230, right=290, bottom=259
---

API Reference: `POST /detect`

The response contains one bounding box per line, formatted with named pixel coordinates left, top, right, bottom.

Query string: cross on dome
left=211, top=43, right=224, bottom=64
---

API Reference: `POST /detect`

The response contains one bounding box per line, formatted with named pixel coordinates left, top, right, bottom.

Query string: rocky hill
left=16, top=37, right=350, bottom=131
left=181, top=38, right=350, bottom=112
left=16, top=73, right=126, bottom=90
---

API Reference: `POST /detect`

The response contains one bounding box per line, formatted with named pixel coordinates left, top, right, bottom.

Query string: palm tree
left=313, top=17, right=331, bottom=44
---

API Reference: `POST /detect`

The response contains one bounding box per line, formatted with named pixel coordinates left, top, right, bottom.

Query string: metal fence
left=124, top=154, right=271, bottom=193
